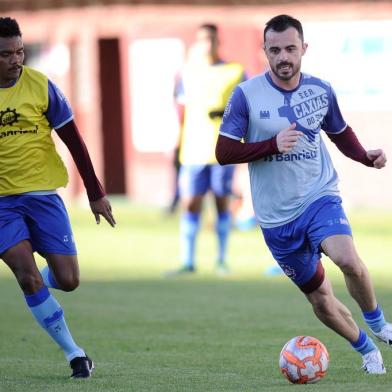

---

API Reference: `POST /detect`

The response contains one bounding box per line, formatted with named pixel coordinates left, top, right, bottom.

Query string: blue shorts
left=0, top=194, right=77, bottom=256
left=179, top=164, right=235, bottom=197
left=262, top=195, right=352, bottom=289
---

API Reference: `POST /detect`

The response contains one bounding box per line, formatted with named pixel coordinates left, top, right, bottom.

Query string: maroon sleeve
left=55, top=120, right=106, bottom=201
left=326, top=126, right=373, bottom=167
left=215, top=134, right=279, bottom=165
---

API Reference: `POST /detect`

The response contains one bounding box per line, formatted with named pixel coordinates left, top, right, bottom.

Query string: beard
left=271, top=61, right=300, bottom=81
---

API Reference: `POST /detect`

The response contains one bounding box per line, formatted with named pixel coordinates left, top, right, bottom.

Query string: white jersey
left=220, top=72, right=347, bottom=228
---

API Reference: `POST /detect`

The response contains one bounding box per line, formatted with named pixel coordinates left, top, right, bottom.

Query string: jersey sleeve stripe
left=219, top=131, right=242, bottom=141
left=324, top=122, right=347, bottom=134
left=52, top=115, right=74, bottom=130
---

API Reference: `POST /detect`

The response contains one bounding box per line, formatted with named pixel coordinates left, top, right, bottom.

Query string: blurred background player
left=0, top=17, right=115, bottom=378
left=165, top=72, right=183, bottom=216
left=167, top=23, right=246, bottom=276
left=165, top=145, right=181, bottom=215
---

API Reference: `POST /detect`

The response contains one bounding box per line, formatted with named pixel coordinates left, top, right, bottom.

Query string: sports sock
left=180, top=212, right=200, bottom=269
left=351, top=329, right=377, bottom=355
left=40, top=265, right=60, bottom=289
left=25, top=286, right=85, bottom=361
left=363, top=304, right=387, bottom=333
left=215, top=211, right=231, bottom=266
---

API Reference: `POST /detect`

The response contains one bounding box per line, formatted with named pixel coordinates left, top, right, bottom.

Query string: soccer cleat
left=164, top=265, right=195, bottom=277
left=70, top=355, right=94, bottom=379
left=372, top=323, right=392, bottom=347
left=216, top=264, right=230, bottom=277
left=362, top=349, right=386, bottom=374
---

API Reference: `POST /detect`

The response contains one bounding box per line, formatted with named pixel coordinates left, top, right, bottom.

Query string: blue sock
left=25, top=286, right=85, bottom=361
left=180, top=212, right=200, bottom=269
left=40, top=266, right=60, bottom=290
left=363, top=304, right=387, bottom=333
left=351, top=329, right=377, bottom=355
left=215, top=211, right=231, bottom=266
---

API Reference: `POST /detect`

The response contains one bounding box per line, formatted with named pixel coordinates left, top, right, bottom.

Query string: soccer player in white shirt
left=216, top=14, right=389, bottom=374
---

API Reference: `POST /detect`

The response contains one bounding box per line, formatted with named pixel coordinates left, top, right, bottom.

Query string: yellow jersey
left=0, top=66, right=69, bottom=195
left=179, top=61, right=245, bottom=165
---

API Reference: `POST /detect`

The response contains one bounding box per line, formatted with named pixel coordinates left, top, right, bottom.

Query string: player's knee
left=335, top=253, right=363, bottom=277
left=58, top=275, right=79, bottom=292
left=18, top=273, right=43, bottom=294
left=183, top=195, right=203, bottom=213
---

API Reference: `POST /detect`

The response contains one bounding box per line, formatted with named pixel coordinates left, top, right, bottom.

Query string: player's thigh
left=25, top=194, right=78, bottom=256
left=179, top=165, right=210, bottom=199
left=2, top=240, right=37, bottom=275
left=1, top=240, right=43, bottom=293
left=306, top=196, right=354, bottom=267
left=210, top=164, right=235, bottom=197
left=321, top=235, right=360, bottom=270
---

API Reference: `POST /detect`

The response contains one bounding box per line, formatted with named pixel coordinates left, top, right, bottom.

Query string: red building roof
left=0, top=0, right=377, bottom=12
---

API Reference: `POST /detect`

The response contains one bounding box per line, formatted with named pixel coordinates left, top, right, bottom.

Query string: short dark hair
left=264, top=15, right=303, bottom=42
left=0, top=17, right=22, bottom=38
left=198, top=23, right=218, bottom=37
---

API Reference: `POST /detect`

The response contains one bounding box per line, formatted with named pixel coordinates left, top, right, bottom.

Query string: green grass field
left=1, top=200, right=392, bottom=391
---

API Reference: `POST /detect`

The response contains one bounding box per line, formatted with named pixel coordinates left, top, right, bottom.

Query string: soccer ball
left=279, top=336, right=329, bottom=384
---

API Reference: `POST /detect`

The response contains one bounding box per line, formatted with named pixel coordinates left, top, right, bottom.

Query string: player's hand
left=89, top=196, right=116, bottom=227
left=276, top=123, right=304, bottom=153
left=366, top=149, right=387, bottom=169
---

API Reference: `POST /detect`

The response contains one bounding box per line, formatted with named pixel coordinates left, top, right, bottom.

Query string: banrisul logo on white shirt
left=278, top=85, right=329, bottom=142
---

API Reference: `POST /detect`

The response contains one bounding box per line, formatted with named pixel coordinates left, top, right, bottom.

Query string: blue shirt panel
left=321, top=88, right=346, bottom=134
left=219, top=86, right=249, bottom=140
left=45, top=80, right=73, bottom=129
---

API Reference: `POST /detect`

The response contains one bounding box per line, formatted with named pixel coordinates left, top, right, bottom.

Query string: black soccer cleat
left=70, top=355, right=94, bottom=379
left=164, top=265, right=195, bottom=278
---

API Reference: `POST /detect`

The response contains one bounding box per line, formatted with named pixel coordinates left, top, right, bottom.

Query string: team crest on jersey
left=0, top=107, right=20, bottom=127
left=278, top=84, right=329, bottom=142
left=260, top=110, right=270, bottom=119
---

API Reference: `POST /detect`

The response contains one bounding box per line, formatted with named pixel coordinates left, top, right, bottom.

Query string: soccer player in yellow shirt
left=0, top=17, right=115, bottom=378
left=167, top=24, right=245, bottom=276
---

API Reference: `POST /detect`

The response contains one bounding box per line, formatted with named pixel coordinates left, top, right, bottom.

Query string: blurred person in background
left=165, top=144, right=181, bottom=215
left=0, top=17, right=115, bottom=378
left=166, top=23, right=246, bottom=276
left=165, top=73, right=183, bottom=215
left=216, top=14, right=390, bottom=374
